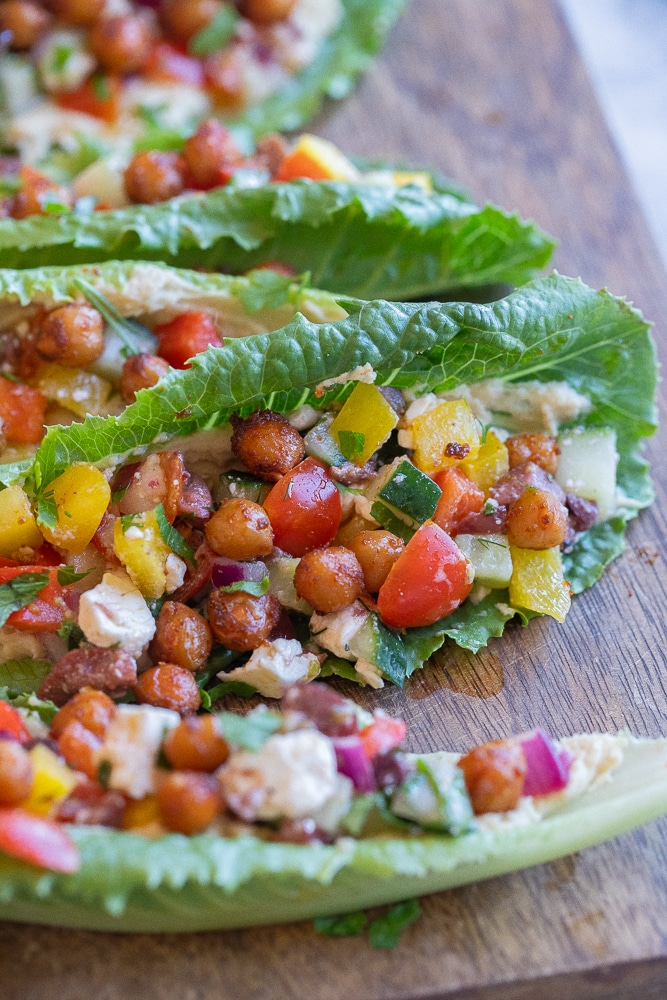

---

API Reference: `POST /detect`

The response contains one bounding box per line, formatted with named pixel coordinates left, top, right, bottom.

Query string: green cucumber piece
left=392, top=754, right=473, bottom=835
left=303, top=417, right=346, bottom=467
left=365, top=458, right=441, bottom=528
left=555, top=427, right=618, bottom=520
left=265, top=557, right=312, bottom=614
left=369, top=502, right=415, bottom=542
left=218, top=472, right=271, bottom=504
left=454, top=534, right=513, bottom=589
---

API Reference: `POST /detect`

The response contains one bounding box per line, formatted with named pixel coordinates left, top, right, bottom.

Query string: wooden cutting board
left=3, top=1, right=667, bottom=997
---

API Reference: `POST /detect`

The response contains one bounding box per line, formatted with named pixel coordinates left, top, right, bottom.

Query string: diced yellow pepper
left=40, top=463, right=111, bottom=554
left=23, top=744, right=78, bottom=817
left=275, top=134, right=360, bottom=182
left=30, top=362, right=113, bottom=418
left=0, top=485, right=43, bottom=557
left=411, top=399, right=481, bottom=475
left=391, top=171, right=434, bottom=193
left=508, top=545, right=571, bottom=623
left=460, top=430, right=509, bottom=493
left=113, top=509, right=171, bottom=600
left=330, top=383, right=398, bottom=466
left=123, top=795, right=162, bottom=831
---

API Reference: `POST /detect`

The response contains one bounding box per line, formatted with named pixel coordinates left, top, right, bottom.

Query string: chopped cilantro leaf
left=155, top=503, right=196, bottom=564
left=0, top=572, right=51, bottom=628
left=368, top=899, right=422, bottom=949
left=217, top=709, right=281, bottom=750
left=219, top=577, right=270, bottom=597
left=313, top=912, right=368, bottom=938
left=337, top=430, right=365, bottom=461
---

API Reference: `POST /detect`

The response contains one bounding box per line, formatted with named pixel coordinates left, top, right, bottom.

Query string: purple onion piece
left=333, top=736, right=377, bottom=792
left=282, top=683, right=358, bottom=737
left=520, top=728, right=572, bottom=796
left=211, top=559, right=268, bottom=589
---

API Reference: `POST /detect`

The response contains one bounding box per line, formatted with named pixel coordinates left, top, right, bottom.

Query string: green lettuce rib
left=1, top=736, right=665, bottom=932
left=0, top=181, right=555, bottom=299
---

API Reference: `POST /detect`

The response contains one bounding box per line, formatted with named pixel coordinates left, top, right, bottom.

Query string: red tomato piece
left=432, top=466, right=485, bottom=535
left=359, top=714, right=407, bottom=759
left=145, top=42, right=205, bottom=86
left=377, top=522, right=473, bottom=628
left=0, top=565, right=68, bottom=633
left=154, top=312, right=223, bottom=369
left=0, top=378, right=47, bottom=445
left=263, top=458, right=342, bottom=557
left=57, top=74, right=121, bottom=124
left=0, top=808, right=80, bottom=873
left=0, top=702, right=31, bottom=743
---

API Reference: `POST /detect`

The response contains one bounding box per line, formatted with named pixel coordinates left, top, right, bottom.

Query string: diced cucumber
left=555, top=426, right=617, bottom=519
left=265, top=557, right=312, bottom=614
left=303, top=417, right=346, bottom=467
left=369, top=501, right=415, bottom=542
left=364, top=458, right=441, bottom=527
left=455, top=534, right=512, bottom=588
left=218, top=472, right=271, bottom=504
left=391, top=755, right=473, bottom=835
left=0, top=55, right=38, bottom=117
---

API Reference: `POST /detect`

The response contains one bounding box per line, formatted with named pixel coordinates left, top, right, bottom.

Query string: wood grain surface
left=3, top=1, right=667, bottom=997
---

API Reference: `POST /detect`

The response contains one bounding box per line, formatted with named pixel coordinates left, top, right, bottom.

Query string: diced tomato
left=359, top=714, right=407, bottom=759
left=145, top=41, right=205, bottom=86
left=263, top=458, right=342, bottom=557
left=57, top=74, right=121, bottom=124
left=0, top=377, right=47, bottom=445
left=0, top=808, right=80, bottom=873
left=377, top=522, right=473, bottom=628
left=432, top=466, right=485, bottom=534
left=0, top=565, right=68, bottom=633
left=0, top=702, right=31, bottom=743
left=154, top=312, right=223, bottom=369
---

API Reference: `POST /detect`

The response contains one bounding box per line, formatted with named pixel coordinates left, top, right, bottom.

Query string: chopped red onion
left=282, top=683, right=358, bottom=737
left=520, top=728, right=572, bottom=796
left=333, top=736, right=377, bottom=792
left=211, top=559, right=267, bottom=589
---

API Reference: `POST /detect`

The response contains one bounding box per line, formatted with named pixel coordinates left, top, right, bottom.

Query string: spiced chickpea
left=346, top=530, right=404, bottom=594
left=505, top=488, right=568, bottom=549
left=0, top=1, right=50, bottom=49
left=134, top=663, right=201, bottom=714
left=57, top=721, right=101, bottom=780
left=88, top=14, right=153, bottom=75
left=124, top=150, right=185, bottom=204
left=50, top=687, right=116, bottom=739
left=157, top=771, right=222, bottom=835
left=458, top=740, right=526, bottom=814
left=230, top=409, right=305, bottom=481
left=160, top=0, right=224, bottom=42
left=36, top=303, right=105, bottom=367
left=182, top=119, right=243, bottom=188
left=163, top=715, right=230, bottom=772
left=506, top=433, right=560, bottom=476
left=0, top=739, right=33, bottom=806
left=294, top=546, right=364, bottom=614
left=207, top=588, right=281, bottom=651
left=11, top=175, right=73, bottom=219
left=121, top=352, right=170, bottom=404
left=52, top=0, right=105, bottom=26
left=149, top=601, right=213, bottom=673
left=205, top=498, right=274, bottom=561
left=241, top=0, right=296, bottom=23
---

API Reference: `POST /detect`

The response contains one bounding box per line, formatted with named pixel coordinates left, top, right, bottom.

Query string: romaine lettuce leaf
left=0, top=735, right=665, bottom=932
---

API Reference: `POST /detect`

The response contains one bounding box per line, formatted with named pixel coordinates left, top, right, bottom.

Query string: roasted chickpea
left=51, top=0, right=105, bottom=26
left=230, top=409, right=305, bottom=481
left=134, top=663, right=202, bottom=715
left=11, top=174, right=73, bottom=219
left=57, top=721, right=102, bottom=780
left=346, top=530, right=405, bottom=594
left=36, top=303, right=105, bottom=366
left=182, top=118, right=243, bottom=188
left=120, top=352, right=170, bottom=404
left=240, top=0, right=296, bottom=23
left=505, top=488, right=568, bottom=549
left=50, top=687, right=116, bottom=739
left=294, top=545, right=364, bottom=613
left=506, top=433, right=560, bottom=476
left=0, top=739, right=33, bottom=805
left=458, top=740, right=526, bottom=814
left=149, top=601, right=213, bottom=673
left=205, top=498, right=274, bottom=561
left=0, top=1, right=50, bottom=49
left=207, top=588, right=281, bottom=651
left=156, top=770, right=222, bottom=834
left=124, top=150, right=185, bottom=204
left=88, top=14, right=153, bottom=74
left=160, top=0, right=224, bottom=40
left=162, top=715, right=230, bottom=772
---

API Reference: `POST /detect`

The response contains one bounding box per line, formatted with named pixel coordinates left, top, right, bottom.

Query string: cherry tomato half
left=0, top=565, right=68, bottom=633
left=155, top=312, right=222, bottom=369
left=377, top=522, right=472, bottom=629
left=263, top=457, right=342, bottom=557
left=0, top=808, right=80, bottom=872
left=0, top=702, right=31, bottom=743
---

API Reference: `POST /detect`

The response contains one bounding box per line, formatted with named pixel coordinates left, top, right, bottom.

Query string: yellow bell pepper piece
left=113, top=509, right=172, bottom=600
left=391, top=171, right=434, bottom=193
left=275, top=134, right=360, bottom=182
left=411, top=399, right=481, bottom=475
left=330, top=383, right=398, bottom=466
left=0, top=485, right=43, bottom=557
left=460, top=430, right=509, bottom=493
left=509, top=545, right=571, bottom=622
left=123, top=795, right=162, bottom=831
left=30, top=362, right=113, bottom=418
left=40, top=463, right=111, bottom=555
left=23, top=744, right=78, bottom=817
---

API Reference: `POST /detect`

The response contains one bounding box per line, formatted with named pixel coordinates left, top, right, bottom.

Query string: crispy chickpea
left=124, top=150, right=185, bottom=204
left=506, top=433, right=560, bottom=475
left=11, top=175, right=73, bottom=220
left=52, top=0, right=105, bottom=26
left=134, top=664, right=202, bottom=715
left=505, top=488, right=568, bottom=549
left=458, top=739, right=526, bottom=815
left=182, top=118, right=243, bottom=188
left=346, top=530, right=405, bottom=594
left=36, top=303, right=105, bottom=367
left=160, top=0, right=224, bottom=42
left=241, top=0, right=296, bottom=23
left=88, top=14, right=153, bottom=74
left=156, top=770, right=222, bottom=834
left=57, top=721, right=102, bottom=780
left=230, top=409, right=305, bottom=482
left=162, top=715, right=230, bottom=772
left=205, top=498, right=274, bottom=561
left=50, top=687, right=116, bottom=739
left=207, top=588, right=281, bottom=651
left=149, top=601, right=213, bottom=673
left=294, top=546, right=364, bottom=614
left=121, top=352, right=170, bottom=404
left=0, top=1, right=50, bottom=49
left=0, top=739, right=33, bottom=805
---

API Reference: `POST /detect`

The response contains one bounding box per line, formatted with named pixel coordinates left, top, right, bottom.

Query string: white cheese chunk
left=222, top=639, right=320, bottom=698
left=164, top=553, right=187, bottom=594
left=97, top=704, right=179, bottom=800
left=78, top=572, right=156, bottom=658
left=310, top=601, right=371, bottom=660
